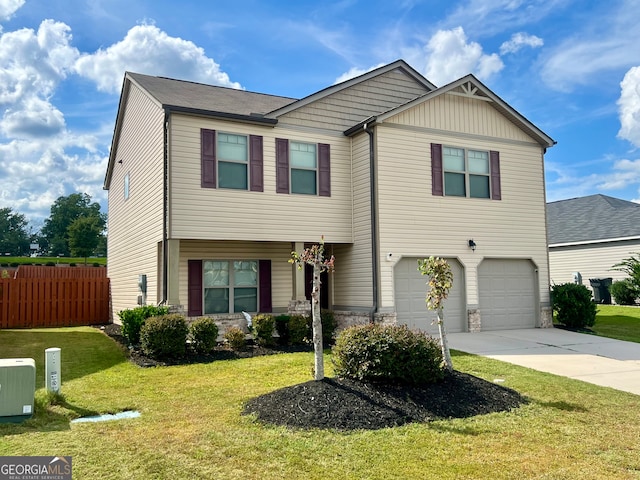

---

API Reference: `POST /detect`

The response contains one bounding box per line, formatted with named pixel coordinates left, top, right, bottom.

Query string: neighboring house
left=104, top=59, right=555, bottom=334
left=547, top=194, right=640, bottom=295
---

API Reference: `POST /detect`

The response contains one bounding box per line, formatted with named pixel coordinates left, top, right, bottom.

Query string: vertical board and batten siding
left=279, top=69, right=430, bottom=131
left=333, top=133, right=374, bottom=309
left=107, top=83, right=166, bottom=320
left=168, top=115, right=352, bottom=243
left=178, top=240, right=293, bottom=312
left=549, top=241, right=639, bottom=291
left=375, top=93, right=549, bottom=309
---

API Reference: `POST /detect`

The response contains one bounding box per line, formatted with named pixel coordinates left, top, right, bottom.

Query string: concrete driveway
left=447, top=328, right=640, bottom=396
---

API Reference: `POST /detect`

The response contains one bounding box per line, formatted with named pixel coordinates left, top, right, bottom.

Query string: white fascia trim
left=549, top=235, right=640, bottom=248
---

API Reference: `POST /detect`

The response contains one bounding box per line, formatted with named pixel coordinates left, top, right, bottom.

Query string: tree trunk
left=437, top=308, right=453, bottom=371
left=312, top=263, right=324, bottom=380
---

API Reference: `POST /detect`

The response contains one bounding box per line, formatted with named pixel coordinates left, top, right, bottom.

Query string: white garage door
left=394, top=257, right=466, bottom=335
left=478, top=259, right=537, bottom=330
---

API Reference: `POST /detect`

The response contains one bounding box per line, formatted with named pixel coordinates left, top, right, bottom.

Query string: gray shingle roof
left=547, top=194, right=640, bottom=245
left=127, top=72, right=297, bottom=117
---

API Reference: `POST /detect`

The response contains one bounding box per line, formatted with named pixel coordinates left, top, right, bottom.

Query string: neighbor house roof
left=547, top=194, right=640, bottom=246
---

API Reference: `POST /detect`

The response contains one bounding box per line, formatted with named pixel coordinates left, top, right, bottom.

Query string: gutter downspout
left=364, top=121, right=379, bottom=323
left=161, top=108, right=169, bottom=305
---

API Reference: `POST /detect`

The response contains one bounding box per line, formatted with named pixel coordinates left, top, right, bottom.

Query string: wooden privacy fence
left=14, top=265, right=107, bottom=279
left=0, top=277, right=110, bottom=328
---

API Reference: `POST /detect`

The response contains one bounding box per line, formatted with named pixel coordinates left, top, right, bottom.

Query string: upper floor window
left=290, top=141, right=317, bottom=195
left=276, top=138, right=331, bottom=196
left=218, top=133, right=248, bottom=189
left=443, top=147, right=490, bottom=198
left=431, top=143, right=501, bottom=200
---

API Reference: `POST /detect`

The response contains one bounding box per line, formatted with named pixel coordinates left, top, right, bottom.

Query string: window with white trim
left=203, top=260, right=257, bottom=314
left=290, top=141, right=317, bottom=195
left=443, top=147, right=490, bottom=198
left=218, top=133, right=248, bottom=189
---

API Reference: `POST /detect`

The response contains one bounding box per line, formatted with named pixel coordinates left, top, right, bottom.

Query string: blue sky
left=1, top=0, right=640, bottom=226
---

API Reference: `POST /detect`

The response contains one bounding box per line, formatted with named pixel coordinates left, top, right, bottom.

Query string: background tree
left=41, top=193, right=106, bottom=257
left=68, top=217, right=103, bottom=264
left=290, top=238, right=335, bottom=381
left=418, top=256, right=454, bottom=371
left=0, top=207, right=30, bottom=256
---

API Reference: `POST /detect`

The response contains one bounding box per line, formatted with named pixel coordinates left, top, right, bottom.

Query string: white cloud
left=0, top=0, right=24, bottom=23
left=334, top=63, right=386, bottom=84
left=421, top=27, right=503, bottom=86
left=500, top=32, right=543, bottom=54
left=74, top=23, right=242, bottom=94
left=617, top=66, right=640, bottom=147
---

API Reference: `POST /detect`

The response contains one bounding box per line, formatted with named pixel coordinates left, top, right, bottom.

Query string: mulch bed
left=98, top=323, right=528, bottom=430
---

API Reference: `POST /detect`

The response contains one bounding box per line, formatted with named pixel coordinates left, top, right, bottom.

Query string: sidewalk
left=447, top=328, right=640, bottom=395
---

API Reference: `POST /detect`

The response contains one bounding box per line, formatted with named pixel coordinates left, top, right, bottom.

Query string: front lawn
left=1, top=327, right=639, bottom=479
left=593, top=305, right=640, bottom=343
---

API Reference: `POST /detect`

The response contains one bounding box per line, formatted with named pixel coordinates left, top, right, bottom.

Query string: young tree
left=0, top=207, right=30, bottom=256
left=41, top=193, right=106, bottom=257
left=290, top=238, right=335, bottom=381
left=68, top=217, right=103, bottom=264
left=418, top=256, right=454, bottom=371
left=612, top=253, right=640, bottom=295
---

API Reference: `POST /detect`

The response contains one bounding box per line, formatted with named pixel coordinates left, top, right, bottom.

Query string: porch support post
left=292, top=242, right=306, bottom=300
left=166, top=239, right=181, bottom=306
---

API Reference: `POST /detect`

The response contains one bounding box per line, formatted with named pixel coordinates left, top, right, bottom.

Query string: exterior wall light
left=468, top=239, right=477, bottom=251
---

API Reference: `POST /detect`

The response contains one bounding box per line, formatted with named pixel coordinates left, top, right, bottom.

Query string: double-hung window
left=217, top=133, right=248, bottom=189
left=290, top=141, right=317, bottom=195
left=443, top=147, right=491, bottom=198
left=203, top=260, right=258, bottom=314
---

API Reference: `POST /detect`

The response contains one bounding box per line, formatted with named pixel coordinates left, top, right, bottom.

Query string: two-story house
left=104, top=59, right=556, bottom=334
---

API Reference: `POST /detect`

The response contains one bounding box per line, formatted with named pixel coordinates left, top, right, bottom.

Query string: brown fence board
left=14, top=265, right=107, bottom=279
left=0, top=277, right=110, bottom=328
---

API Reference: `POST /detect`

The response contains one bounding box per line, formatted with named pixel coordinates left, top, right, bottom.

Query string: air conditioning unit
left=0, top=358, right=36, bottom=423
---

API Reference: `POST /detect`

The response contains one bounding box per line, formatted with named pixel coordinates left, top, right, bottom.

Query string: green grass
left=593, top=304, right=640, bottom=343
left=0, top=256, right=106, bottom=266
left=1, top=327, right=639, bottom=479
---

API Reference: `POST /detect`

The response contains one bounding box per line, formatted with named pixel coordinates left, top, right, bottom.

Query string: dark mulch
left=98, top=323, right=528, bottom=431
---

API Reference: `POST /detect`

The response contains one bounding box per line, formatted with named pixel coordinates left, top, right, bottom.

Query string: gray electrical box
left=0, top=358, right=36, bottom=423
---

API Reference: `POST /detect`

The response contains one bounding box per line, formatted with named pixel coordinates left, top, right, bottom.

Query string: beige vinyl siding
left=386, top=92, right=534, bottom=143
left=333, top=133, right=374, bottom=308
left=168, top=114, right=353, bottom=243
left=279, top=69, right=429, bottom=131
left=375, top=111, right=549, bottom=309
left=549, top=240, right=640, bottom=293
left=107, top=83, right=165, bottom=320
left=178, top=240, right=293, bottom=311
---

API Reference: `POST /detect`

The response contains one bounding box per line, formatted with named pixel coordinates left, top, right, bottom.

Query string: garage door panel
left=478, top=259, right=536, bottom=330
left=395, top=257, right=466, bottom=334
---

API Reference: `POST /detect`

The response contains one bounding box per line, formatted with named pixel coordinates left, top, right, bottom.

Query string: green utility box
left=0, top=358, right=36, bottom=423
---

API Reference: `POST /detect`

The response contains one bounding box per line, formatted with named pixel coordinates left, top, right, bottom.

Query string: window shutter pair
left=200, top=129, right=263, bottom=191
left=275, top=138, right=331, bottom=196
left=187, top=259, right=272, bottom=316
left=430, top=143, right=501, bottom=200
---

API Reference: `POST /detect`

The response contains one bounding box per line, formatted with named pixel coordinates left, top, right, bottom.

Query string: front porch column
left=167, top=239, right=181, bottom=306
left=292, top=242, right=306, bottom=301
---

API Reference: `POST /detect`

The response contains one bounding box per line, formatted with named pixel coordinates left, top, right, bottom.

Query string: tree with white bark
left=418, top=256, right=454, bottom=371
left=290, top=238, right=335, bottom=380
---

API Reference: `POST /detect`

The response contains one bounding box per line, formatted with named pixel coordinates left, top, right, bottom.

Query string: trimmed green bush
left=321, top=310, right=337, bottom=344
left=189, top=317, right=219, bottom=354
left=289, top=315, right=310, bottom=345
left=224, top=327, right=246, bottom=350
left=118, top=305, right=170, bottom=345
left=609, top=279, right=639, bottom=305
left=551, top=283, right=597, bottom=328
left=275, top=314, right=291, bottom=345
left=332, top=324, right=445, bottom=385
left=252, top=314, right=275, bottom=346
left=140, top=314, right=188, bottom=359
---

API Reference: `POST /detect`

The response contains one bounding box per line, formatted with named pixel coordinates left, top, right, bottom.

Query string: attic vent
left=460, top=82, right=478, bottom=96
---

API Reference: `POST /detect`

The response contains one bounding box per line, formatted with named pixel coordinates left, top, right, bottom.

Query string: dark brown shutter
left=201, top=129, right=216, bottom=188
left=318, top=143, right=331, bottom=197
left=249, top=135, right=263, bottom=192
left=258, top=260, right=272, bottom=312
left=188, top=260, right=203, bottom=316
left=431, top=143, right=443, bottom=196
left=276, top=138, right=289, bottom=194
left=490, top=150, right=501, bottom=200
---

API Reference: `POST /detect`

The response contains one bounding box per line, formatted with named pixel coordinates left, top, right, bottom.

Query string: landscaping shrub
left=551, top=283, right=597, bottom=328
left=289, top=315, right=310, bottom=345
left=224, top=327, right=246, bottom=350
left=275, top=314, right=291, bottom=345
left=252, top=314, right=275, bottom=346
left=189, top=317, right=219, bottom=354
left=45, top=261, right=55, bottom=266
left=140, top=314, right=188, bottom=359
left=609, top=279, right=639, bottom=305
left=118, top=305, right=169, bottom=345
left=332, top=324, right=445, bottom=385
left=321, top=309, right=337, bottom=344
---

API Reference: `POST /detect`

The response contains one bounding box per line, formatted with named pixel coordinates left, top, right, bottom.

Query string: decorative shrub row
left=331, top=324, right=445, bottom=386
left=224, top=327, right=246, bottom=350
left=610, top=279, right=639, bottom=305
left=252, top=314, right=276, bottom=347
left=274, top=310, right=337, bottom=346
left=551, top=283, right=597, bottom=328
left=189, top=317, right=219, bottom=354
left=118, top=305, right=170, bottom=345
left=140, top=314, right=189, bottom=358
